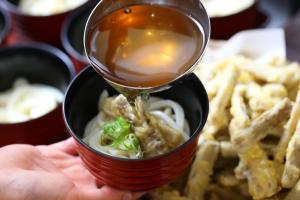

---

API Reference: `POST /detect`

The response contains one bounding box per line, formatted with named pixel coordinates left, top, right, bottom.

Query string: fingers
left=51, top=138, right=78, bottom=155
left=69, top=185, right=145, bottom=200
left=39, top=138, right=78, bottom=155
left=60, top=161, right=97, bottom=188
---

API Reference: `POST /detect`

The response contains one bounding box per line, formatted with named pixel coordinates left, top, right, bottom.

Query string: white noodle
left=150, top=110, right=180, bottom=130
left=149, top=99, right=185, bottom=130
left=0, top=78, right=63, bottom=123
left=164, top=107, right=172, bottom=116
left=184, top=120, right=191, bottom=137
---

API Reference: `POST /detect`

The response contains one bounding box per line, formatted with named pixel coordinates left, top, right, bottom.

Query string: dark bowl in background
left=0, top=0, right=96, bottom=46
left=210, top=0, right=266, bottom=39
left=0, top=44, right=75, bottom=146
left=61, top=3, right=95, bottom=73
left=63, top=66, right=209, bottom=191
left=0, top=7, right=11, bottom=44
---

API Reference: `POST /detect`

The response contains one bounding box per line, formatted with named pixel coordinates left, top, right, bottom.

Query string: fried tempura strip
left=102, top=95, right=136, bottom=122
left=284, top=180, right=300, bottom=200
left=232, top=98, right=292, bottom=152
left=220, top=141, right=237, bottom=158
left=228, top=98, right=292, bottom=199
left=275, top=86, right=300, bottom=163
left=264, top=196, right=280, bottom=200
left=282, top=121, right=300, bottom=188
left=216, top=170, right=239, bottom=187
left=185, top=140, right=219, bottom=200
left=203, top=65, right=239, bottom=137
left=204, top=74, right=223, bottom=101
left=262, top=84, right=288, bottom=99
left=230, top=84, right=250, bottom=128
left=149, top=186, right=188, bottom=200
left=206, top=184, right=245, bottom=200
left=238, top=143, right=281, bottom=199
left=231, top=122, right=281, bottom=199
left=238, top=62, right=300, bottom=86
left=246, top=83, right=275, bottom=113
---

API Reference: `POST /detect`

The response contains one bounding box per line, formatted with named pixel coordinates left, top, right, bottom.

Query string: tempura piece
left=185, top=140, right=219, bottom=200
left=234, top=158, right=248, bottom=180
left=284, top=180, right=300, bottom=200
left=230, top=84, right=250, bottom=128
left=238, top=144, right=281, bottom=199
left=236, top=181, right=252, bottom=198
left=261, top=137, right=281, bottom=156
left=206, top=184, right=245, bottom=200
left=149, top=114, right=185, bottom=150
left=238, top=71, right=255, bottom=84
left=231, top=98, right=292, bottom=152
left=262, top=84, right=288, bottom=99
left=149, top=186, right=188, bottom=200
left=220, top=141, right=237, bottom=158
left=135, top=123, right=169, bottom=157
left=204, top=74, right=223, bottom=101
left=254, top=55, right=286, bottom=66
left=264, top=197, right=281, bottom=200
left=229, top=99, right=290, bottom=199
left=275, top=86, right=300, bottom=162
left=100, top=95, right=186, bottom=158
left=216, top=170, right=239, bottom=187
left=102, top=95, right=136, bottom=122
left=238, top=62, right=300, bottom=87
left=282, top=121, right=300, bottom=188
left=246, top=83, right=275, bottom=113
left=203, top=65, right=239, bottom=137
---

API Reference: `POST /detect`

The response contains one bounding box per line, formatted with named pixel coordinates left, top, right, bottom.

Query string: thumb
left=68, top=185, right=138, bottom=200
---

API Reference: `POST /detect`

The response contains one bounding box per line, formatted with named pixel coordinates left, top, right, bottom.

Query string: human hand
left=0, top=138, right=144, bottom=200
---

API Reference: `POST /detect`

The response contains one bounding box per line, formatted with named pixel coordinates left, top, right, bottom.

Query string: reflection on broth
left=88, top=5, right=204, bottom=88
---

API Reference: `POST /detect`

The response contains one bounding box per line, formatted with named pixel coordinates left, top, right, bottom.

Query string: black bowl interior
left=0, top=11, right=5, bottom=34
left=5, top=0, right=19, bottom=6
left=0, top=45, right=74, bottom=93
left=65, top=67, right=209, bottom=141
left=67, top=8, right=92, bottom=55
left=0, top=9, right=8, bottom=40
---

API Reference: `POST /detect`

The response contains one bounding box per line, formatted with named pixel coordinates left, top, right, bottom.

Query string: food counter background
left=258, top=0, right=300, bottom=63
left=4, top=0, right=300, bottom=60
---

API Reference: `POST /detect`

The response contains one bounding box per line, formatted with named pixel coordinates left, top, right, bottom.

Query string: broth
left=88, top=4, right=204, bottom=88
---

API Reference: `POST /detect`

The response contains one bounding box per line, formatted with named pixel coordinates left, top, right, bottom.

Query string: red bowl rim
left=0, top=43, right=76, bottom=126
left=63, top=66, right=209, bottom=162
left=61, top=4, right=93, bottom=64
left=1, top=0, right=96, bottom=18
left=0, top=7, right=11, bottom=41
left=209, top=0, right=257, bottom=19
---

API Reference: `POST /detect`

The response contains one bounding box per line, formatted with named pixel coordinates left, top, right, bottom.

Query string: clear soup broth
left=88, top=4, right=204, bottom=88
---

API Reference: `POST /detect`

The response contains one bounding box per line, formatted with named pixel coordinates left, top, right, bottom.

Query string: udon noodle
left=83, top=90, right=190, bottom=159
left=0, top=78, right=63, bottom=123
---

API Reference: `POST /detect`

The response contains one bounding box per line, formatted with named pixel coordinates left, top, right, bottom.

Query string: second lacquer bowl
left=0, top=44, right=75, bottom=146
left=63, top=66, right=209, bottom=191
